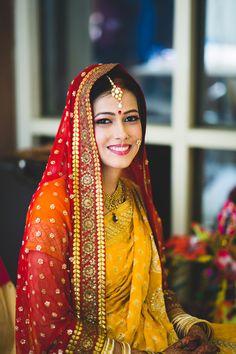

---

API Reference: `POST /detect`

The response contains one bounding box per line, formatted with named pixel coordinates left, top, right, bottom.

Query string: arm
left=163, top=289, right=213, bottom=341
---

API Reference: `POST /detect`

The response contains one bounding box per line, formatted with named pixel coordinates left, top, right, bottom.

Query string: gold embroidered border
left=212, top=339, right=236, bottom=350
left=66, top=66, right=91, bottom=353
left=67, top=64, right=117, bottom=353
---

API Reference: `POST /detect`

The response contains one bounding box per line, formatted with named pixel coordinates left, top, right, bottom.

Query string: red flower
left=166, top=235, right=207, bottom=260
left=217, top=200, right=236, bottom=237
left=215, top=249, right=236, bottom=281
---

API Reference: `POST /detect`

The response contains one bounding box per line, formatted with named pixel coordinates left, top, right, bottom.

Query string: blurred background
left=0, top=0, right=236, bottom=320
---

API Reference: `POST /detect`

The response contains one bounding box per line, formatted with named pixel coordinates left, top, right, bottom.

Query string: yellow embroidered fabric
left=0, top=281, right=16, bottom=354
left=104, top=179, right=177, bottom=352
left=104, top=179, right=236, bottom=353
left=211, top=323, right=236, bottom=353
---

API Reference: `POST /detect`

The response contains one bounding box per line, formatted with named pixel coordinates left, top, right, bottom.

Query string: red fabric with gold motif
left=16, top=63, right=166, bottom=353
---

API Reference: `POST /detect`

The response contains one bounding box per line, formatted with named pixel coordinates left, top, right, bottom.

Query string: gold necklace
left=104, top=180, right=125, bottom=211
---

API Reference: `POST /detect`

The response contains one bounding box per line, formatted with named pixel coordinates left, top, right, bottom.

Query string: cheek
left=135, top=122, right=142, bottom=140
left=94, top=127, right=106, bottom=150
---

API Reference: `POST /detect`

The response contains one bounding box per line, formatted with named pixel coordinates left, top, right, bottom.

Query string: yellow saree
left=104, top=178, right=236, bottom=353
left=105, top=178, right=177, bottom=352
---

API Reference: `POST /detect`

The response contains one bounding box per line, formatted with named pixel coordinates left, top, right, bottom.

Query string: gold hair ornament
left=107, top=76, right=124, bottom=108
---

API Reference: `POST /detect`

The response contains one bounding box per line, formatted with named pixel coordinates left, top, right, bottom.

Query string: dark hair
left=90, top=66, right=146, bottom=135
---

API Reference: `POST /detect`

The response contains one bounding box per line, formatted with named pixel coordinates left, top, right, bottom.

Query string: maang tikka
left=107, top=76, right=124, bottom=108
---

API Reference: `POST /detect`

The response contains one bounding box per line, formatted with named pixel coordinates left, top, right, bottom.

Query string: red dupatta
left=16, top=63, right=166, bottom=353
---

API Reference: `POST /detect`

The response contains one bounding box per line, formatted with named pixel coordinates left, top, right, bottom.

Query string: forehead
left=92, top=90, right=138, bottom=114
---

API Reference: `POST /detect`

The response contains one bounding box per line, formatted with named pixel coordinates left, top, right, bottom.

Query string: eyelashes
left=124, top=116, right=140, bottom=122
left=94, top=118, right=111, bottom=125
left=94, top=116, right=141, bottom=125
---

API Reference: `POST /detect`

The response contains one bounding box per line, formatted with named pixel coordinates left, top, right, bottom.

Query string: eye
left=94, top=118, right=111, bottom=125
left=124, top=115, right=140, bottom=122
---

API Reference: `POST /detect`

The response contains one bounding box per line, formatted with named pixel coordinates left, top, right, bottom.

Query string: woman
left=16, top=63, right=235, bottom=353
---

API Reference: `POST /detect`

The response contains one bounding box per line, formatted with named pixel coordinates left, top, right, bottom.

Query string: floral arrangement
left=165, top=188, right=236, bottom=323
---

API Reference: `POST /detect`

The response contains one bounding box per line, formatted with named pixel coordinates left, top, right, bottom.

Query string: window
left=199, top=0, right=236, bottom=127
left=40, top=0, right=174, bottom=124
left=193, top=149, right=236, bottom=228
left=14, top=0, right=236, bottom=235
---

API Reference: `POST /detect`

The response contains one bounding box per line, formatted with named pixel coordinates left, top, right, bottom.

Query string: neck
left=102, top=167, right=122, bottom=195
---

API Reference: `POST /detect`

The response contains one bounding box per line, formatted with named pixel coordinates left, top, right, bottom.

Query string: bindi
left=118, top=110, right=122, bottom=115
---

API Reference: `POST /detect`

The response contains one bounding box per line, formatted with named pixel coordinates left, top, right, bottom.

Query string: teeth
left=109, top=146, right=129, bottom=152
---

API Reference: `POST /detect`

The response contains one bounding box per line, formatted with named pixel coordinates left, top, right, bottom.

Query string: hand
left=193, top=343, right=220, bottom=354
left=163, top=335, right=219, bottom=354
left=163, top=335, right=201, bottom=353
left=187, top=324, right=208, bottom=343
left=187, top=325, right=219, bottom=353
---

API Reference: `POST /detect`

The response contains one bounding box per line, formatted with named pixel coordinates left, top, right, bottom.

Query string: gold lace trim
left=212, top=339, right=236, bottom=350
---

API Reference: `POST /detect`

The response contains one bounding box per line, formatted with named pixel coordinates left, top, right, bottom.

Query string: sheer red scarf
left=16, top=63, right=166, bottom=353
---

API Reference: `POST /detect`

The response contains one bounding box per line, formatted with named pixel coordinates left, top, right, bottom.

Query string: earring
left=136, top=139, right=141, bottom=147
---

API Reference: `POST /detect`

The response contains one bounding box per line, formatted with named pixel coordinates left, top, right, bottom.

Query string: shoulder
left=24, top=176, right=71, bottom=261
left=35, top=176, right=69, bottom=204
left=30, top=176, right=70, bottom=220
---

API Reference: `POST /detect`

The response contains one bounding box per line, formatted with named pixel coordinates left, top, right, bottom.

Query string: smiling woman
left=15, top=63, right=235, bottom=353
left=93, top=88, right=142, bottom=195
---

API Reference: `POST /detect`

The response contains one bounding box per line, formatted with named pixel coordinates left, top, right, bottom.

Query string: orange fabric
left=16, top=178, right=77, bottom=353
left=25, top=177, right=71, bottom=262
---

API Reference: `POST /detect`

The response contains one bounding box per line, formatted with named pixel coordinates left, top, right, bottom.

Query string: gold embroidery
left=104, top=179, right=125, bottom=211
left=83, top=241, right=95, bottom=254
left=212, top=339, right=236, bottom=350
left=81, top=151, right=91, bottom=164
left=82, top=219, right=94, bottom=231
left=81, top=130, right=88, bottom=141
left=83, top=265, right=95, bottom=277
left=65, top=323, right=83, bottom=353
left=105, top=201, right=133, bottom=244
left=82, top=337, right=93, bottom=349
left=149, top=288, right=165, bottom=316
left=82, top=196, right=93, bottom=208
left=69, top=64, right=116, bottom=352
left=81, top=174, right=93, bottom=186
left=150, top=236, right=162, bottom=273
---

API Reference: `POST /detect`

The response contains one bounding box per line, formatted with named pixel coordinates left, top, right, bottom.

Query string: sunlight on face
left=93, top=90, right=142, bottom=176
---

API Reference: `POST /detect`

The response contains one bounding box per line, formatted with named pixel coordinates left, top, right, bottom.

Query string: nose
left=115, top=121, right=128, bottom=141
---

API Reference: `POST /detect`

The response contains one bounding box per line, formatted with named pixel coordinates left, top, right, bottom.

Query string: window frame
left=14, top=0, right=236, bottom=234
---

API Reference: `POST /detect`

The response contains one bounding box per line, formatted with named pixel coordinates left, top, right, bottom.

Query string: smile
left=108, top=144, right=131, bottom=155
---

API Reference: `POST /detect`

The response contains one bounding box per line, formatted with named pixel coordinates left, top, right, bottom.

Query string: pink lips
left=107, top=144, right=131, bottom=156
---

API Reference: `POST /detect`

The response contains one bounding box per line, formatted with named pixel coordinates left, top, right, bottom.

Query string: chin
left=107, top=159, right=134, bottom=169
left=102, top=160, right=133, bottom=172
left=108, top=163, right=130, bottom=170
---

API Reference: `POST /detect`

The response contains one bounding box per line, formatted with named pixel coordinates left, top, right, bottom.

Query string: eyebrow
left=94, top=109, right=139, bottom=118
